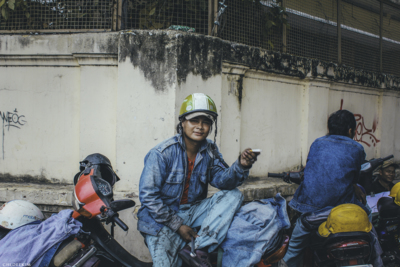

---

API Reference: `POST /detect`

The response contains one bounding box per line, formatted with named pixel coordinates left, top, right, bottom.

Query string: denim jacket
left=0, top=210, right=82, bottom=267
left=289, top=135, right=366, bottom=214
left=137, top=134, right=250, bottom=236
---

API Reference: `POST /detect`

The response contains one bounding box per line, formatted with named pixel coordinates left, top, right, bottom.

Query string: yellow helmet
left=390, top=182, right=400, bottom=197
left=179, top=93, right=218, bottom=121
left=318, top=204, right=372, bottom=237
left=394, top=190, right=400, bottom=206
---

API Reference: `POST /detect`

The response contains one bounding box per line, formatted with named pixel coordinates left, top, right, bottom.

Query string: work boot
left=179, top=245, right=212, bottom=267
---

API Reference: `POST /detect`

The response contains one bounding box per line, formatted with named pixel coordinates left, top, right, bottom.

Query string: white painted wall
left=1, top=32, right=400, bottom=261
left=1, top=32, right=400, bottom=186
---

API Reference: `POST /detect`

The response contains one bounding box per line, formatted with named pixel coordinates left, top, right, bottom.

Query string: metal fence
left=216, top=0, right=282, bottom=51
left=122, top=0, right=209, bottom=35
left=283, top=0, right=400, bottom=76
left=1, top=0, right=400, bottom=77
left=0, top=0, right=113, bottom=31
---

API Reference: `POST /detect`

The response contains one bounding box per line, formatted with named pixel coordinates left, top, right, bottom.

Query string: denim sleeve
left=139, top=150, right=184, bottom=232
left=354, top=146, right=367, bottom=183
left=209, top=145, right=250, bottom=190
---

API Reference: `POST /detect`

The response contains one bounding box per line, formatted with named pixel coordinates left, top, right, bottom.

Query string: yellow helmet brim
left=318, top=221, right=331, bottom=237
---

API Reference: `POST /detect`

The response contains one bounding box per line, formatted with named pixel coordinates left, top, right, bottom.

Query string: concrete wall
left=1, top=31, right=400, bottom=261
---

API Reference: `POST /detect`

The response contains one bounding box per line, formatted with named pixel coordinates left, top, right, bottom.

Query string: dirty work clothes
left=282, top=217, right=312, bottom=267
left=220, top=193, right=290, bottom=267
left=289, top=134, right=366, bottom=214
left=138, top=134, right=249, bottom=236
left=0, top=209, right=82, bottom=267
left=145, top=189, right=243, bottom=267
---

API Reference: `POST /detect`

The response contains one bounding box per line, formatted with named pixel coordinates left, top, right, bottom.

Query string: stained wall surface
left=1, top=31, right=400, bottom=260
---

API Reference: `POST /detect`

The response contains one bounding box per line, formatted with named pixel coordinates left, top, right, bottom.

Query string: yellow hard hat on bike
left=318, top=204, right=372, bottom=237
left=390, top=182, right=400, bottom=197
left=394, top=190, right=400, bottom=206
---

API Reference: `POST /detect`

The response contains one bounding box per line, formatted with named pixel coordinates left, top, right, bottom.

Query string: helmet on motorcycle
left=389, top=182, right=400, bottom=197
left=0, top=200, right=44, bottom=230
left=318, top=204, right=372, bottom=237
left=179, top=93, right=218, bottom=122
left=394, top=190, right=400, bottom=206
left=74, top=153, right=120, bottom=186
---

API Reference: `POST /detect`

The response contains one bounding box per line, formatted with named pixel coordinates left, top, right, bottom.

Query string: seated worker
left=137, top=93, right=259, bottom=267
left=371, top=159, right=399, bottom=194
left=283, top=110, right=368, bottom=267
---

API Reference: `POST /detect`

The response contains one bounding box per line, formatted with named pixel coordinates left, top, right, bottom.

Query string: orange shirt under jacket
left=180, top=156, right=196, bottom=205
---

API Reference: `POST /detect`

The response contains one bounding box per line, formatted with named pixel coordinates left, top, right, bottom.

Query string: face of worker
left=380, top=166, right=396, bottom=184
left=182, top=116, right=212, bottom=142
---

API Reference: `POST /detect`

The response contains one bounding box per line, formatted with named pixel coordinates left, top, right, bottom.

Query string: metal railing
left=1, top=0, right=399, bottom=77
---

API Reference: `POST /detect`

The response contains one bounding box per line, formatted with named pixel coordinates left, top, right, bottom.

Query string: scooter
left=268, top=165, right=378, bottom=266
left=357, top=154, right=400, bottom=266
left=49, top=166, right=153, bottom=267
left=375, top=196, right=400, bottom=266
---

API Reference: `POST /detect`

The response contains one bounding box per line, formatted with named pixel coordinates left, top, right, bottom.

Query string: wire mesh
left=285, top=0, right=337, bottom=62
left=0, top=0, right=113, bottom=31
left=122, top=0, right=208, bottom=35
left=382, top=3, right=400, bottom=76
left=341, top=0, right=380, bottom=73
left=217, top=0, right=282, bottom=51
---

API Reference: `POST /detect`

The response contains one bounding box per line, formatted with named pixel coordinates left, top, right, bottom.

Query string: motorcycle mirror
left=110, top=199, right=136, bottom=212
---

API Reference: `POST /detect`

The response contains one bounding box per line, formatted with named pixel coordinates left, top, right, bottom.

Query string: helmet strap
left=178, top=121, right=183, bottom=134
left=214, top=118, right=218, bottom=145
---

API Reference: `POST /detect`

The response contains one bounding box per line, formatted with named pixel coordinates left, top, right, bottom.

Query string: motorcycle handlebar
left=268, top=173, right=285, bottom=178
left=113, top=216, right=129, bottom=231
left=382, top=155, right=394, bottom=162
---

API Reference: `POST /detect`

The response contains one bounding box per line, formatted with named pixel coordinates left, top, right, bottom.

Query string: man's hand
left=353, top=184, right=366, bottom=205
left=240, top=148, right=260, bottom=168
left=177, top=225, right=199, bottom=242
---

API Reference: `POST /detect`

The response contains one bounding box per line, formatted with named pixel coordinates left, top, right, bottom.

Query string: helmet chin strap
left=213, top=118, right=218, bottom=145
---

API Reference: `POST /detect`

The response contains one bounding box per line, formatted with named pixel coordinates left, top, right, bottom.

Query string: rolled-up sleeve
left=209, top=146, right=250, bottom=190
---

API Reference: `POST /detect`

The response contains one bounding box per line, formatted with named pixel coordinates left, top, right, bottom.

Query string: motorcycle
left=359, top=154, right=400, bottom=266
left=375, top=196, right=400, bottom=266
left=268, top=164, right=379, bottom=267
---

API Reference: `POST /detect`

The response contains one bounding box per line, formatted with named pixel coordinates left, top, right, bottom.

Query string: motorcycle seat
left=310, top=231, right=371, bottom=248
left=378, top=197, right=400, bottom=220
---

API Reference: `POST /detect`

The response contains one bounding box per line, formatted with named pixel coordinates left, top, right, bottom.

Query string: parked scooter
left=268, top=164, right=378, bottom=266
left=0, top=155, right=153, bottom=267
left=375, top=196, right=400, bottom=266
left=50, top=154, right=153, bottom=267
left=357, top=154, right=400, bottom=266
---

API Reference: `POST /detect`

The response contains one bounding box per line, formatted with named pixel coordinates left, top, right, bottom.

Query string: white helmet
left=0, top=200, right=44, bottom=230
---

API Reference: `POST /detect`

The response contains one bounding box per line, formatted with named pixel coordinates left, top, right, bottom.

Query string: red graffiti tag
left=340, top=99, right=380, bottom=147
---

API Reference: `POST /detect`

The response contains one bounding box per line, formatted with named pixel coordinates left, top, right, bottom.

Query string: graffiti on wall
left=1, top=109, right=26, bottom=159
left=340, top=99, right=380, bottom=147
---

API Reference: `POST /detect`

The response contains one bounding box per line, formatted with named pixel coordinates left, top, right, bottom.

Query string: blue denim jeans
left=145, top=189, right=243, bottom=267
left=282, top=217, right=310, bottom=267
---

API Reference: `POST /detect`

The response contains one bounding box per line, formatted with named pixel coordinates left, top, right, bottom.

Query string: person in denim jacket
left=138, top=93, right=259, bottom=267
left=283, top=110, right=368, bottom=267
